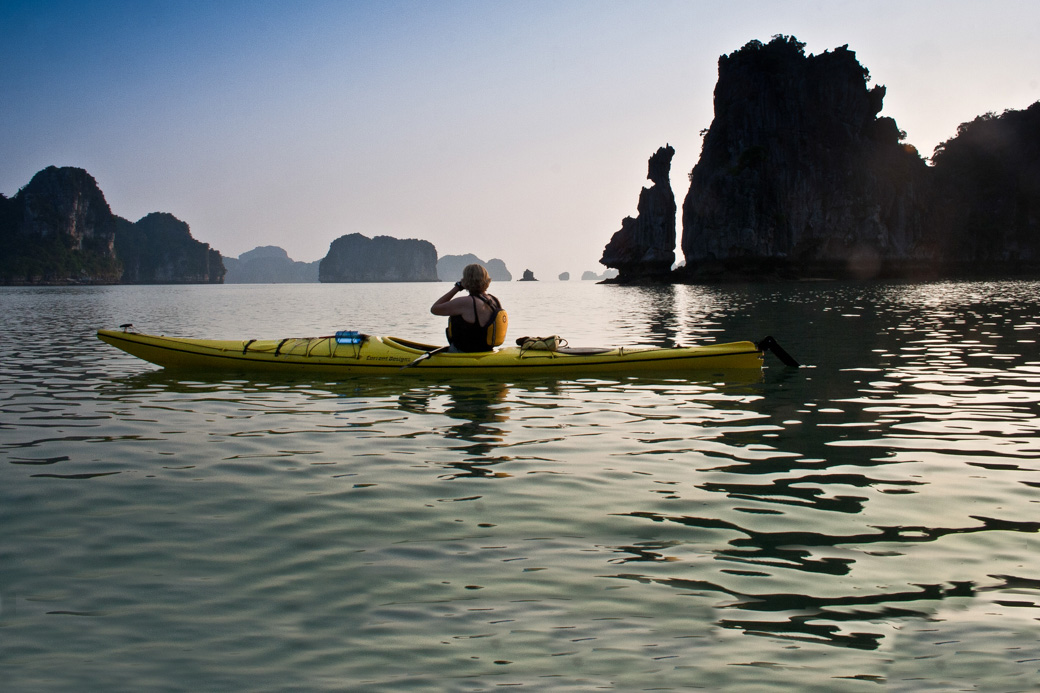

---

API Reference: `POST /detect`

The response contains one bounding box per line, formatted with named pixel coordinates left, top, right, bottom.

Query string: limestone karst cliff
left=592, top=36, right=1038, bottom=281
left=681, top=36, right=932, bottom=279
left=600, top=145, right=677, bottom=281
left=116, top=212, right=225, bottom=284
left=0, top=166, right=121, bottom=283
left=319, top=233, right=438, bottom=282
left=0, top=166, right=223, bottom=284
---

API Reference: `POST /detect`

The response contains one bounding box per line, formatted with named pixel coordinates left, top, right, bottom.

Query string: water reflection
left=609, top=508, right=1040, bottom=649
left=5, top=282, right=1040, bottom=689
left=615, top=284, right=682, bottom=347
left=397, top=380, right=513, bottom=479
left=603, top=284, right=737, bottom=347
left=697, top=471, right=920, bottom=514
left=581, top=280, right=1040, bottom=657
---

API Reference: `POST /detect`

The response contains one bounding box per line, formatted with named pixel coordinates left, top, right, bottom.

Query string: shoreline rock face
left=600, top=145, right=677, bottom=281
left=681, top=36, right=932, bottom=280
left=319, top=233, right=438, bottom=282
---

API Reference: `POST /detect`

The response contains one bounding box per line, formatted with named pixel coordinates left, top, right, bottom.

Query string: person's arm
left=431, top=282, right=465, bottom=316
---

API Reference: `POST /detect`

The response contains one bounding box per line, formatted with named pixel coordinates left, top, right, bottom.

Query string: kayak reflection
left=397, top=380, right=512, bottom=479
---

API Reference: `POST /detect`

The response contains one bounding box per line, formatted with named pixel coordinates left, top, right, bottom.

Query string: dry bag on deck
left=516, top=335, right=565, bottom=352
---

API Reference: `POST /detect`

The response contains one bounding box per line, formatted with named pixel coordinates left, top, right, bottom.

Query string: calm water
left=2, top=280, right=1040, bottom=692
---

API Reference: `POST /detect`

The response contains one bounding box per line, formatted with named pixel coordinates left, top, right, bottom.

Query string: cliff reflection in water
left=584, top=280, right=1040, bottom=655
left=605, top=283, right=734, bottom=348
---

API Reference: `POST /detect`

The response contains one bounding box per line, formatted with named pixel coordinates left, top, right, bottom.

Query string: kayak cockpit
left=382, top=336, right=446, bottom=352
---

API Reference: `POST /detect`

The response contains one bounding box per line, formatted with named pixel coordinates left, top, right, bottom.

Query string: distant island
left=224, top=246, right=319, bottom=283
left=225, top=247, right=518, bottom=284
left=0, top=167, right=506, bottom=285
left=227, top=249, right=609, bottom=283
left=319, top=233, right=438, bottom=282
left=601, top=35, right=1040, bottom=282
left=438, top=254, right=512, bottom=282
left=0, top=166, right=223, bottom=285
left=0, top=168, right=510, bottom=286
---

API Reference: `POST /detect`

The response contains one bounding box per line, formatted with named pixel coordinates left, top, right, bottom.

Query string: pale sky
left=2, top=1, right=1038, bottom=279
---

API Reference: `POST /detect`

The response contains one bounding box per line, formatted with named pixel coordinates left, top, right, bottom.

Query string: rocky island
left=115, top=212, right=225, bottom=284
left=602, top=35, right=1040, bottom=282
left=0, top=167, right=223, bottom=285
left=319, top=233, right=438, bottom=282
left=600, top=145, right=677, bottom=281
left=437, top=254, right=512, bottom=282
left=680, top=36, right=931, bottom=281
left=224, top=246, right=319, bottom=283
left=582, top=269, right=619, bottom=281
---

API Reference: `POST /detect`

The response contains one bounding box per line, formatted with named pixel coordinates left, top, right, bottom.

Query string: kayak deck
left=96, top=328, right=768, bottom=375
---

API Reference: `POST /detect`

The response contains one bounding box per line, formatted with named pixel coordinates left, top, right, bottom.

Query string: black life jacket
left=446, top=294, right=508, bottom=352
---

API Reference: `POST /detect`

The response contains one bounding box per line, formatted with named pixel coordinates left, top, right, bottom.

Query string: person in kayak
left=431, top=263, right=508, bottom=352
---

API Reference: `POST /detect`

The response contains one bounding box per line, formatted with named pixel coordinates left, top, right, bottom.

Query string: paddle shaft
left=400, top=345, right=450, bottom=369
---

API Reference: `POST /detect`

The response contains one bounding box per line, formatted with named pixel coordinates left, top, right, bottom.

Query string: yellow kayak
left=97, top=327, right=793, bottom=375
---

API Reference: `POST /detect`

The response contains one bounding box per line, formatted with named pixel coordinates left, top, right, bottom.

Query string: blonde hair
left=461, top=264, right=491, bottom=293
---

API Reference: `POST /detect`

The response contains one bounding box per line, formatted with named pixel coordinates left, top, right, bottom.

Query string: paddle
left=400, top=345, right=449, bottom=370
